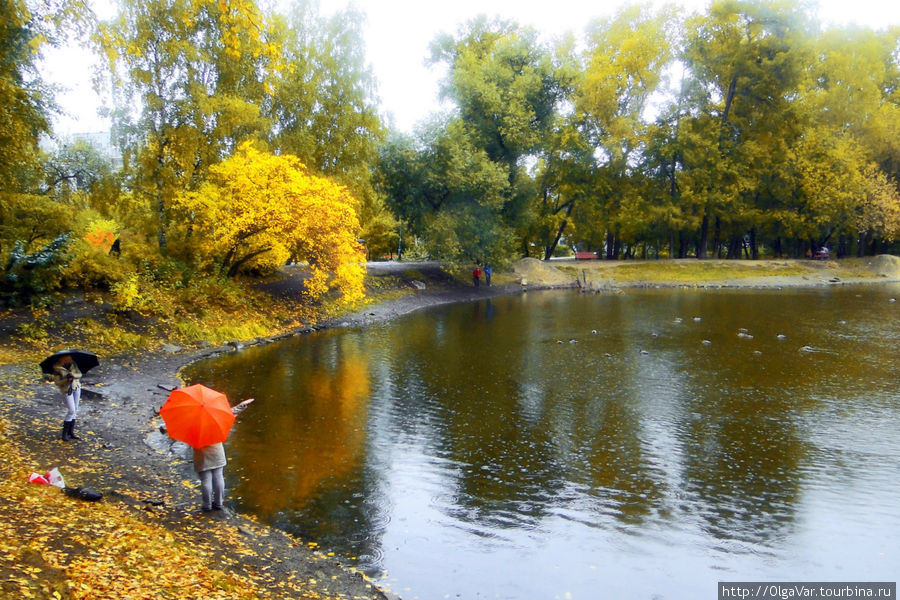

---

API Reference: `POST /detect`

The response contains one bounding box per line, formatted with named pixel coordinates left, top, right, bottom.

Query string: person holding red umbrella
left=159, top=385, right=254, bottom=512
left=193, top=399, right=252, bottom=512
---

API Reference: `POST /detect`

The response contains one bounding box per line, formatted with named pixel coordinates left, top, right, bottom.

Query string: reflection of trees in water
left=185, top=332, right=379, bottom=558
left=574, top=396, right=667, bottom=524
left=661, top=292, right=818, bottom=546
left=676, top=394, right=808, bottom=546
left=185, top=286, right=896, bottom=579
left=386, top=294, right=672, bottom=529
left=383, top=298, right=568, bottom=529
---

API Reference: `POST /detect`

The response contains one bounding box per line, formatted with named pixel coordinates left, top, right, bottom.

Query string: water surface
left=183, top=285, right=900, bottom=599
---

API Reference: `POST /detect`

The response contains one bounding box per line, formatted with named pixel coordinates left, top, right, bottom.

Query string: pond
left=182, top=285, right=900, bottom=599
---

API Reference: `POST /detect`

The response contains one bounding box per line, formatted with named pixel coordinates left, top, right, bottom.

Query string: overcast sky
left=43, top=0, right=900, bottom=136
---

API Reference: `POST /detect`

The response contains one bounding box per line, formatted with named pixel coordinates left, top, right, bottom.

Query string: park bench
left=574, top=251, right=599, bottom=260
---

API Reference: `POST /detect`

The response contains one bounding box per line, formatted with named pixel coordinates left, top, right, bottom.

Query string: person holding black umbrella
left=52, top=355, right=82, bottom=441
left=40, top=349, right=99, bottom=442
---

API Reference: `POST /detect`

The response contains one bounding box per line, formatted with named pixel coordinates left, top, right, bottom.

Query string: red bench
left=574, top=251, right=598, bottom=260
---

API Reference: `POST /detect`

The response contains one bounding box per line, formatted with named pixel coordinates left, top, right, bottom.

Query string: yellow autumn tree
left=171, top=142, right=365, bottom=303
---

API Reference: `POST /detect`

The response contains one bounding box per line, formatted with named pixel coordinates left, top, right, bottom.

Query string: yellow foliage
left=84, top=218, right=118, bottom=251
left=110, top=274, right=144, bottom=311
left=171, top=142, right=365, bottom=303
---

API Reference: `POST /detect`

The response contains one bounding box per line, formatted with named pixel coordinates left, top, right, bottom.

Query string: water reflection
left=183, top=285, right=900, bottom=599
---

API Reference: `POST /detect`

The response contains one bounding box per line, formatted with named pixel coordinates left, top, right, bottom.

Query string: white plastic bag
left=46, top=467, right=66, bottom=489
left=28, top=467, right=66, bottom=488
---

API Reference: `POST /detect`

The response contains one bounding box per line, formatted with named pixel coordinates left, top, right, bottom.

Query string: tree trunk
left=726, top=235, right=742, bottom=259
left=866, top=230, right=877, bottom=255
left=713, top=216, right=723, bottom=258
left=697, top=214, right=709, bottom=259
left=156, top=195, right=167, bottom=251
left=749, top=228, right=758, bottom=260
left=544, top=201, right=575, bottom=260
left=678, top=232, right=690, bottom=258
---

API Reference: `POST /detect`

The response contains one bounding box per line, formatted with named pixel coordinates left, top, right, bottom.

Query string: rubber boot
left=61, top=421, right=70, bottom=441
left=68, top=420, right=81, bottom=440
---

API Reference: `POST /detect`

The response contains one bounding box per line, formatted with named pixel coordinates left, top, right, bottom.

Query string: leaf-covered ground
left=0, top=374, right=390, bottom=600
left=0, top=262, right=485, bottom=600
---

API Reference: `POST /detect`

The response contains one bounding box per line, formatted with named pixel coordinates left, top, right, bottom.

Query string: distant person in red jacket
left=473, top=266, right=482, bottom=287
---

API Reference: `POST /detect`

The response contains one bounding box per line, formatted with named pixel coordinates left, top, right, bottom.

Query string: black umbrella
left=39, top=350, right=100, bottom=375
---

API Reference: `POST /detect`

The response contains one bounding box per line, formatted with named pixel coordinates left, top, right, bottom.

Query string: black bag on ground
left=64, top=487, right=103, bottom=502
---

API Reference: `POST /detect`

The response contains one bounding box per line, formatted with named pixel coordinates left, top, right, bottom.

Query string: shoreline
left=2, top=257, right=898, bottom=598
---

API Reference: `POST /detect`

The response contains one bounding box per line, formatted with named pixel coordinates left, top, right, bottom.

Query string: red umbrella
left=159, top=384, right=235, bottom=449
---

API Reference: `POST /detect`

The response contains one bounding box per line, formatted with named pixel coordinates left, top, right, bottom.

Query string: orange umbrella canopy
left=159, top=384, right=235, bottom=449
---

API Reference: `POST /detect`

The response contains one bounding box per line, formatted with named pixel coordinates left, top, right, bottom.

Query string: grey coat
left=193, top=442, right=226, bottom=473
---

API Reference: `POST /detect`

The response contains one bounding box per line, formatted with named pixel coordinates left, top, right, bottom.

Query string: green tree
left=98, top=0, right=280, bottom=251
left=429, top=17, right=571, bottom=258
left=377, top=119, right=511, bottom=264
left=678, top=0, right=812, bottom=258
left=0, top=0, right=92, bottom=193
left=269, top=0, right=392, bottom=260
left=571, top=4, right=675, bottom=258
left=42, top=139, right=117, bottom=203
left=1, top=0, right=92, bottom=296
left=529, top=121, right=596, bottom=259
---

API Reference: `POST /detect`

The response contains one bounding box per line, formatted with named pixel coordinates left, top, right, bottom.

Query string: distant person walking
left=473, top=266, right=482, bottom=287
left=483, top=264, right=492, bottom=286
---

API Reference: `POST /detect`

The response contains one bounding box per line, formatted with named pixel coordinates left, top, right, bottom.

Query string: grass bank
left=529, top=256, right=900, bottom=288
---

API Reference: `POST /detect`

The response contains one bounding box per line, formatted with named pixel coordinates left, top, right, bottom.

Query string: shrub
left=64, top=243, right=131, bottom=290
left=15, top=320, right=49, bottom=342
left=1, top=234, right=71, bottom=306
